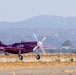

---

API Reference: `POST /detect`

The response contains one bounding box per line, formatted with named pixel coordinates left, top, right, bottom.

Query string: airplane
left=0, top=34, right=46, bottom=60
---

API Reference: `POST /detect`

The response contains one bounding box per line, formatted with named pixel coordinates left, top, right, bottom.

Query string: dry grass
left=0, top=53, right=76, bottom=69
left=0, top=53, right=76, bottom=58
left=0, top=61, right=76, bottom=69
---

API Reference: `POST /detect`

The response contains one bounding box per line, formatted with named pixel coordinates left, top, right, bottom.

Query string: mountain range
left=0, top=15, right=76, bottom=30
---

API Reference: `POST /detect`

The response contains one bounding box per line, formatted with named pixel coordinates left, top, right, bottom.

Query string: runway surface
left=0, top=54, right=76, bottom=75
left=0, top=57, right=76, bottom=62
left=0, top=53, right=76, bottom=62
left=0, top=66, right=76, bottom=75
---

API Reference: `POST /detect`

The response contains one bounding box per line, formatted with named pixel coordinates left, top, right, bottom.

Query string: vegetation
left=0, top=28, right=76, bottom=48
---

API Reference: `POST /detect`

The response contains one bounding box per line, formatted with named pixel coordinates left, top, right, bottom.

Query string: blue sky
left=0, top=0, right=76, bottom=22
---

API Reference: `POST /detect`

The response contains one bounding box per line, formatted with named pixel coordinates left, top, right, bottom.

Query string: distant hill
left=0, top=28, right=76, bottom=48
left=0, top=15, right=76, bottom=30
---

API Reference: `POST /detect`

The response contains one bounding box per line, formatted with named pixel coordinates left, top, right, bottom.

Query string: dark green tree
left=62, top=39, right=72, bottom=46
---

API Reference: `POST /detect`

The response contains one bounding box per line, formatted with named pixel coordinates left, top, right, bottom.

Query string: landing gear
left=36, top=54, right=40, bottom=60
left=5, top=52, right=9, bottom=56
left=19, top=55, right=23, bottom=60
left=18, top=50, right=23, bottom=60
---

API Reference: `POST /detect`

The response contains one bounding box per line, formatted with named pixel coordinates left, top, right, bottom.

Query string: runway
left=0, top=57, right=76, bottom=62
left=0, top=54, right=76, bottom=75
left=0, top=53, right=76, bottom=62
left=0, top=66, right=76, bottom=75
left=0, top=58, right=56, bottom=62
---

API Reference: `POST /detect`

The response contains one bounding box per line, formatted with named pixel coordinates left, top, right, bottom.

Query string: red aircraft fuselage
left=0, top=41, right=37, bottom=54
left=6, top=41, right=37, bottom=54
left=0, top=41, right=40, bottom=60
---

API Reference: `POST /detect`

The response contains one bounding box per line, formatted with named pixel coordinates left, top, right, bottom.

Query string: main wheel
left=36, top=54, right=40, bottom=60
left=5, top=52, right=9, bottom=56
left=19, top=55, right=23, bottom=60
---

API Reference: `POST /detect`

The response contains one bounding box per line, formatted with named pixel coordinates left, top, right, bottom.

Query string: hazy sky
left=0, top=0, right=76, bottom=22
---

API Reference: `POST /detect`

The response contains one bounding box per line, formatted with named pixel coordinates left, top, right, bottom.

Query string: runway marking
left=61, top=69, right=74, bottom=73
left=12, top=71, right=16, bottom=75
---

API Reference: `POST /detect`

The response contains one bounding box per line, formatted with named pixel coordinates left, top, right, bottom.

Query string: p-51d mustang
left=0, top=34, right=46, bottom=60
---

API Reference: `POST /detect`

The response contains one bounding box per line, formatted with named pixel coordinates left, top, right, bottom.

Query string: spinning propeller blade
left=34, top=34, right=38, bottom=42
left=33, top=46, right=38, bottom=52
left=33, top=34, right=46, bottom=53
left=41, top=37, right=46, bottom=43
left=39, top=45, right=45, bottom=54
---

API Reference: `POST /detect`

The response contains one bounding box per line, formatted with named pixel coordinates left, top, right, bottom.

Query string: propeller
left=34, top=34, right=38, bottom=42
left=33, top=34, right=46, bottom=53
left=41, top=37, right=46, bottom=43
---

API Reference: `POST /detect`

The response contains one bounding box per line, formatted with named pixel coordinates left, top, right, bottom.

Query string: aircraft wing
left=5, top=47, right=25, bottom=51
left=0, top=47, right=25, bottom=51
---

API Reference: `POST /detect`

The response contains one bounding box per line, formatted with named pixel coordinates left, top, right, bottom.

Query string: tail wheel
left=36, top=54, right=40, bottom=60
left=19, top=55, right=23, bottom=60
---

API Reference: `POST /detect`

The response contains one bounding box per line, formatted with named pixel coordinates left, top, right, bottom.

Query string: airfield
left=0, top=53, right=76, bottom=75
left=0, top=66, right=76, bottom=75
